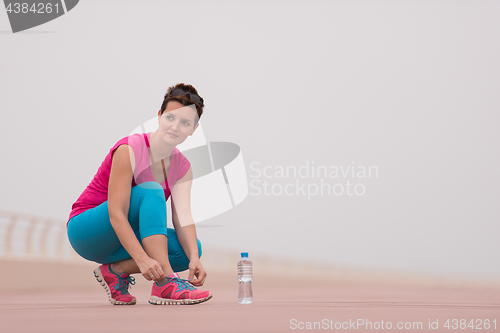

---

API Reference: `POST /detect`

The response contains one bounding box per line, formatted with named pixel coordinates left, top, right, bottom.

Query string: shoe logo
left=4, top=0, right=79, bottom=33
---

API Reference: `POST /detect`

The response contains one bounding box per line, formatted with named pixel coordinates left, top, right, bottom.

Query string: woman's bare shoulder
left=111, top=144, right=136, bottom=172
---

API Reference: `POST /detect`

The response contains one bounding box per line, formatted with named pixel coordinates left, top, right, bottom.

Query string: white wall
left=0, top=0, right=498, bottom=280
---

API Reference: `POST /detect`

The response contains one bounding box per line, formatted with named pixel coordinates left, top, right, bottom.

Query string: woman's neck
left=149, top=130, right=175, bottom=163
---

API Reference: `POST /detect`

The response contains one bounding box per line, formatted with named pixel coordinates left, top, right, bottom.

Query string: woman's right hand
left=136, top=256, right=165, bottom=282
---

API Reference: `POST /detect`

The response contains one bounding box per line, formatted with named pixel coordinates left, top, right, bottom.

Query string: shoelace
left=168, top=277, right=196, bottom=292
left=114, top=275, right=136, bottom=294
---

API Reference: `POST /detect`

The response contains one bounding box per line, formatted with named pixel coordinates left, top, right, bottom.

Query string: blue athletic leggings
left=67, top=181, right=201, bottom=272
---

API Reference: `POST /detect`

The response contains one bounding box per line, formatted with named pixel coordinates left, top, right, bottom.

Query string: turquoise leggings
left=67, top=181, right=201, bottom=272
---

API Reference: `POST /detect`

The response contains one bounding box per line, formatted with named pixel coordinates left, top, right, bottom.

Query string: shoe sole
left=93, top=267, right=137, bottom=305
left=148, top=293, right=213, bottom=305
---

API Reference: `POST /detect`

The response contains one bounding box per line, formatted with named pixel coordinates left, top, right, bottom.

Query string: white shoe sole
left=93, top=267, right=137, bottom=305
left=149, top=293, right=213, bottom=305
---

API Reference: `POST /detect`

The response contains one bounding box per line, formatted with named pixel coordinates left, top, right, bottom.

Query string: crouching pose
left=67, top=83, right=212, bottom=305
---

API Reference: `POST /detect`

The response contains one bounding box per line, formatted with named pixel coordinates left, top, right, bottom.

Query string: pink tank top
left=68, top=132, right=191, bottom=224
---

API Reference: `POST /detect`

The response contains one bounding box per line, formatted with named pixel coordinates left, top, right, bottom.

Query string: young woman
left=67, top=83, right=212, bottom=305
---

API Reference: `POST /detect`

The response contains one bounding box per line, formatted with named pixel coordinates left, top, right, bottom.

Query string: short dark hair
left=160, top=83, right=204, bottom=126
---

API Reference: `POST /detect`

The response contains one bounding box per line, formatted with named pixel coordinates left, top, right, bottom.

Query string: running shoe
left=93, top=264, right=137, bottom=305
left=149, top=272, right=213, bottom=305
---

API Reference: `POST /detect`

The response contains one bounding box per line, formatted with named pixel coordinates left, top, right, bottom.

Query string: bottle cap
left=241, top=252, right=248, bottom=258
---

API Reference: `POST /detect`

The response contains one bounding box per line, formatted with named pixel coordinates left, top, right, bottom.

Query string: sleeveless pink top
left=68, top=132, right=191, bottom=223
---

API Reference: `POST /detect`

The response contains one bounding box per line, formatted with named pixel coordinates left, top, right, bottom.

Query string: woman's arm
left=108, top=144, right=165, bottom=281
left=170, top=167, right=207, bottom=286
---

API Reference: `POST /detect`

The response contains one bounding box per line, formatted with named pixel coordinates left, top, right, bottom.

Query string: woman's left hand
left=187, top=258, right=207, bottom=287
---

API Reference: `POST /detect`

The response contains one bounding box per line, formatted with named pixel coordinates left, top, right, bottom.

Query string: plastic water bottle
left=237, top=252, right=253, bottom=304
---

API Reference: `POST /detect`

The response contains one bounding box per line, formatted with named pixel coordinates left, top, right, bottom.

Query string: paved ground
left=1, top=258, right=499, bottom=333
left=1, top=264, right=499, bottom=333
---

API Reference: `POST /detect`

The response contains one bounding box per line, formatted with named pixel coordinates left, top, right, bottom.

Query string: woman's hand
left=187, top=258, right=207, bottom=287
left=137, top=256, right=165, bottom=282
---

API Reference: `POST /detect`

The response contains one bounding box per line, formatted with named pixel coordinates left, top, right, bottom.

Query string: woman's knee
left=131, top=181, right=166, bottom=201
left=129, top=181, right=167, bottom=224
left=136, top=181, right=164, bottom=191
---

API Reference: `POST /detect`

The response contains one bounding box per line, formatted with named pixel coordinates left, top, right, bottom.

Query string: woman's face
left=157, top=100, right=199, bottom=146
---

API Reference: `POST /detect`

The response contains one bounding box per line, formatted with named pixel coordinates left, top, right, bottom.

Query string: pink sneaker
left=93, top=264, right=137, bottom=305
left=149, top=273, right=213, bottom=305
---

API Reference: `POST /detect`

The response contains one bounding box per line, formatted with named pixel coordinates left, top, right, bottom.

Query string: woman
left=67, top=83, right=212, bottom=305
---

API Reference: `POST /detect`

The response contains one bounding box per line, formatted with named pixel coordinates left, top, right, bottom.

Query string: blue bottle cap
left=241, top=252, right=248, bottom=258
